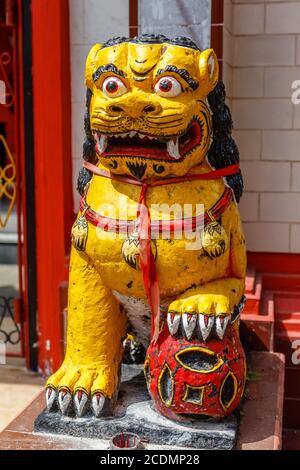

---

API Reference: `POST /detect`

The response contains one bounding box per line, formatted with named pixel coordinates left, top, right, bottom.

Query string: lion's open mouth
left=93, top=120, right=202, bottom=161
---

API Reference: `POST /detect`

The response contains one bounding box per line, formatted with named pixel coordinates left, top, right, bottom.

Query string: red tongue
left=103, top=145, right=170, bottom=159
left=98, top=121, right=202, bottom=160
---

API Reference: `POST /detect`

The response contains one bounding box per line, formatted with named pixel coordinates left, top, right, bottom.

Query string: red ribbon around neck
left=83, top=160, right=239, bottom=343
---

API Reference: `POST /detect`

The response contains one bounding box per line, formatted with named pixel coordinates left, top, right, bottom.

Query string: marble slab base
left=34, top=364, right=237, bottom=450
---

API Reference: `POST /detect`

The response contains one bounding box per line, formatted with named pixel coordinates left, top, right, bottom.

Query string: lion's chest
left=86, top=223, right=230, bottom=297
left=84, top=177, right=231, bottom=296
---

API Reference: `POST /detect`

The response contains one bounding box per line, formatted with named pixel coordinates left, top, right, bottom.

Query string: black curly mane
left=101, top=34, right=200, bottom=50
left=207, top=81, right=243, bottom=202
left=78, top=35, right=243, bottom=202
left=77, top=88, right=95, bottom=195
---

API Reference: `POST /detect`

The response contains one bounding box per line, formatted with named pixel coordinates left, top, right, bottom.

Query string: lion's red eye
left=106, top=80, right=118, bottom=93
left=159, top=79, right=173, bottom=92
left=102, top=76, right=127, bottom=97
left=154, top=76, right=182, bottom=97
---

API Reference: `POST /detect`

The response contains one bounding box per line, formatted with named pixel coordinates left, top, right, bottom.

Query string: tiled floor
left=0, top=263, right=44, bottom=434
left=0, top=264, right=22, bottom=356
left=0, top=359, right=44, bottom=433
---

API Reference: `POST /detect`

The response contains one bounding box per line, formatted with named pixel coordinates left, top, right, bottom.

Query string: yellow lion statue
left=45, top=35, right=247, bottom=420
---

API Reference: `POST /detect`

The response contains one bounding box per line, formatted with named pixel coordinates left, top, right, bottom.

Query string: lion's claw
left=74, top=390, right=89, bottom=417
left=215, top=315, right=230, bottom=340
left=167, top=313, right=181, bottom=335
left=198, top=313, right=214, bottom=341
left=58, top=388, right=72, bottom=415
left=45, top=387, right=56, bottom=411
left=182, top=313, right=197, bottom=340
left=167, top=294, right=232, bottom=341
left=167, top=311, right=230, bottom=341
left=45, top=364, right=119, bottom=418
left=91, top=392, right=106, bottom=417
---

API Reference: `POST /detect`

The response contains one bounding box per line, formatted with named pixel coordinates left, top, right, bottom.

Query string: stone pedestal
left=0, top=352, right=285, bottom=450
left=34, top=365, right=237, bottom=450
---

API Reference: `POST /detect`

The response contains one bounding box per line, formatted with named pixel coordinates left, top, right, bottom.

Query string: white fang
left=167, top=138, right=180, bottom=159
left=98, top=135, right=107, bottom=153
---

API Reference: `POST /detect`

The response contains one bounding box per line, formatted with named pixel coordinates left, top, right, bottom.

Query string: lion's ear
left=85, top=44, right=102, bottom=89
left=199, top=49, right=219, bottom=93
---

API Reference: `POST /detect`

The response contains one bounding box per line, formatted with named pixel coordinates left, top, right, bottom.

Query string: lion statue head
left=78, top=34, right=243, bottom=201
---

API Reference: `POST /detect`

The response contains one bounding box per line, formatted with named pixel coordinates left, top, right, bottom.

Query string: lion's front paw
left=45, top=362, right=120, bottom=417
left=167, top=294, right=231, bottom=341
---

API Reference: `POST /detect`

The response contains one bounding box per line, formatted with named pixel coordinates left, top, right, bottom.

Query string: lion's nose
left=108, top=105, right=124, bottom=113
left=143, top=104, right=161, bottom=114
left=108, top=103, right=162, bottom=117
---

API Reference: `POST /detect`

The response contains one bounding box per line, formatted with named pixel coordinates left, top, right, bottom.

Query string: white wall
left=139, top=0, right=211, bottom=50
left=69, top=0, right=212, bottom=209
left=69, top=0, right=129, bottom=208
left=70, top=1, right=300, bottom=253
left=227, top=0, right=300, bottom=253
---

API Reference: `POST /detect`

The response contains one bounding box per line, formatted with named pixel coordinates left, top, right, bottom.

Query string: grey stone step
left=34, top=364, right=237, bottom=450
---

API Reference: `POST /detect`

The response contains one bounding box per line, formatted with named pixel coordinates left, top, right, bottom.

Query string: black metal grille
left=0, top=295, right=20, bottom=344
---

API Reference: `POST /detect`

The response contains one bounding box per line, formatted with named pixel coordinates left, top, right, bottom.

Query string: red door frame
left=17, top=0, right=34, bottom=365
left=0, top=1, right=25, bottom=358
left=31, top=0, right=73, bottom=373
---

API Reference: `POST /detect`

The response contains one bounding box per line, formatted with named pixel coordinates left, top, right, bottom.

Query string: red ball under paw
left=145, top=321, right=246, bottom=420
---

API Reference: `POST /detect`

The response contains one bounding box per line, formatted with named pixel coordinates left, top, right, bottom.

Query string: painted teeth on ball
left=45, top=387, right=57, bottom=410
left=182, top=313, right=197, bottom=340
left=92, top=393, right=105, bottom=417
left=215, top=315, right=230, bottom=340
left=198, top=314, right=214, bottom=341
left=167, top=312, right=181, bottom=336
